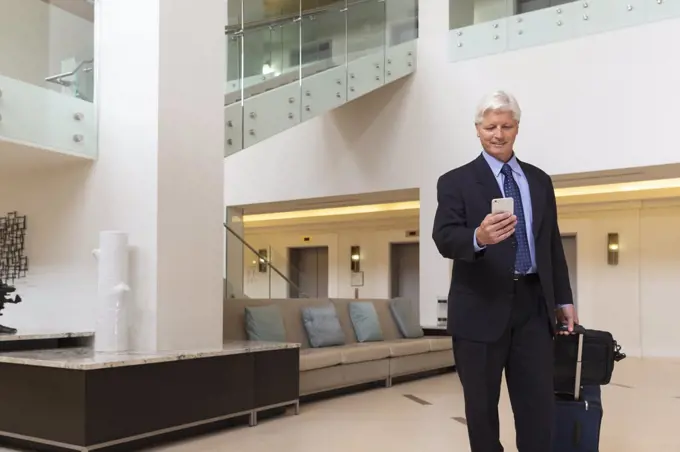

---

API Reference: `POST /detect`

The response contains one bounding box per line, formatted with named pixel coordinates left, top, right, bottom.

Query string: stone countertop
left=0, top=340, right=300, bottom=370
left=0, top=330, right=94, bottom=342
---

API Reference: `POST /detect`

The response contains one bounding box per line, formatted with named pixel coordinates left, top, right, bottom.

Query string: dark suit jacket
left=432, top=153, right=573, bottom=343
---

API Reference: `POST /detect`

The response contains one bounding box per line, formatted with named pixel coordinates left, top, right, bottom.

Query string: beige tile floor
left=141, top=357, right=680, bottom=452
left=2, top=357, right=679, bottom=452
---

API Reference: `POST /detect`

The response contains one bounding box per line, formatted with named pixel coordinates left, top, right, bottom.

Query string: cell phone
left=491, top=197, right=514, bottom=215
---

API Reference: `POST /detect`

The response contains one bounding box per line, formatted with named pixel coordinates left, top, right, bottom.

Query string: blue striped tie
left=501, top=164, right=532, bottom=274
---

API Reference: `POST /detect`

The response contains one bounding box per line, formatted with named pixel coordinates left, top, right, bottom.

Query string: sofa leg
left=294, top=400, right=300, bottom=415
left=385, top=376, right=393, bottom=388
left=249, top=411, right=257, bottom=427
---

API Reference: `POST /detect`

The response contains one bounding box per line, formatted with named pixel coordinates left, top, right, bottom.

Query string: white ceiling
left=0, top=139, right=94, bottom=176
left=42, top=0, right=94, bottom=22
left=243, top=183, right=680, bottom=231
left=551, top=163, right=680, bottom=188
left=237, top=188, right=420, bottom=215
left=237, top=163, right=680, bottom=216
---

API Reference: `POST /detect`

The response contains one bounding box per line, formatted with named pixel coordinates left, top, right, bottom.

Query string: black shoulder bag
left=554, top=323, right=627, bottom=393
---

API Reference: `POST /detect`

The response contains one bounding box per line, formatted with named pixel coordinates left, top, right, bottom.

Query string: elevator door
left=390, top=242, right=420, bottom=308
left=288, top=246, right=329, bottom=298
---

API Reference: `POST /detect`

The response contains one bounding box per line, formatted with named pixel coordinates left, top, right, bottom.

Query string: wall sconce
left=257, top=249, right=268, bottom=273
left=607, top=233, right=619, bottom=266
left=350, top=245, right=361, bottom=272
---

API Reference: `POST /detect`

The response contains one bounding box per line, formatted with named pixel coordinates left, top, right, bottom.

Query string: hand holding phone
left=475, top=198, right=517, bottom=246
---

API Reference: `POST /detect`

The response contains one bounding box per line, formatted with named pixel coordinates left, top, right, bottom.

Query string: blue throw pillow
left=349, top=301, right=384, bottom=342
left=389, top=298, right=424, bottom=338
left=244, top=305, right=286, bottom=342
left=301, top=304, right=346, bottom=348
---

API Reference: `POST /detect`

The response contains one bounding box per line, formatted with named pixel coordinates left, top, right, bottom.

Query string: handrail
left=225, top=0, right=375, bottom=35
left=223, top=223, right=308, bottom=298
left=45, top=59, right=94, bottom=87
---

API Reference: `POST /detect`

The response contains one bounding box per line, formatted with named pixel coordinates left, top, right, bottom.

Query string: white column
left=418, top=0, right=455, bottom=328
left=95, top=0, right=225, bottom=351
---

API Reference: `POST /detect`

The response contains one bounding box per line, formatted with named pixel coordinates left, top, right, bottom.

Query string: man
left=432, top=90, right=577, bottom=452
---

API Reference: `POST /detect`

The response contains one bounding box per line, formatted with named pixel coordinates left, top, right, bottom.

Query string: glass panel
left=301, top=1, right=347, bottom=73
left=347, top=0, right=387, bottom=62
left=279, top=20, right=303, bottom=79
left=0, top=0, right=96, bottom=157
left=239, top=243, right=311, bottom=299
left=241, top=2, right=302, bottom=99
left=387, top=0, right=419, bottom=46
left=0, top=0, right=95, bottom=99
left=299, top=2, right=347, bottom=120
left=225, top=0, right=243, bottom=105
left=449, top=0, right=680, bottom=30
left=449, top=0, right=514, bottom=29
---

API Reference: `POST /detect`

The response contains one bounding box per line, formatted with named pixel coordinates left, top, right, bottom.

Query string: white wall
left=242, top=218, right=419, bottom=300
left=557, top=200, right=680, bottom=359
left=0, top=0, right=225, bottom=352
left=0, top=165, right=96, bottom=332
left=0, top=0, right=93, bottom=87
left=224, top=0, right=680, bottom=336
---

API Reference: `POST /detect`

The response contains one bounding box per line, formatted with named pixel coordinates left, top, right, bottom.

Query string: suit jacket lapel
left=473, top=154, right=502, bottom=204
left=518, top=160, right=546, bottom=238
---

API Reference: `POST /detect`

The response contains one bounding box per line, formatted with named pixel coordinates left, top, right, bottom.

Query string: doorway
left=288, top=246, right=329, bottom=298
left=561, top=235, right=578, bottom=307
left=390, top=242, right=420, bottom=309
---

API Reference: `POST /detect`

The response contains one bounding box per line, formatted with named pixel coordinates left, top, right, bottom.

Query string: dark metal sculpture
left=0, top=211, right=28, bottom=334
left=0, top=280, right=21, bottom=334
left=0, top=211, right=28, bottom=281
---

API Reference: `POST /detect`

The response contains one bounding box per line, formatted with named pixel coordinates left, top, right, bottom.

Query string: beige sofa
left=223, top=297, right=455, bottom=396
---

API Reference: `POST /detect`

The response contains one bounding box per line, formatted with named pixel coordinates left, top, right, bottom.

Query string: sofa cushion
left=223, top=298, right=332, bottom=348
left=302, top=304, right=346, bottom=348
left=428, top=337, right=453, bottom=352
left=300, top=348, right=342, bottom=371
left=332, top=299, right=402, bottom=342
left=339, top=343, right=391, bottom=364
left=389, top=298, right=424, bottom=339
left=244, top=305, right=286, bottom=342
left=387, top=339, right=432, bottom=357
left=349, top=301, right=384, bottom=342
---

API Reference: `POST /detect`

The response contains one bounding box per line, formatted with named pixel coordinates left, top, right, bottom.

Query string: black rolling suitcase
left=552, top=326, right=612, bottom=452
left=552, top=326, right=603, bottom=452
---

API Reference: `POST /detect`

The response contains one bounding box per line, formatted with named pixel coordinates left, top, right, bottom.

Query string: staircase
left=0, top=0, right=418, bottom=165
left=224, top=0, right=419, bottom=155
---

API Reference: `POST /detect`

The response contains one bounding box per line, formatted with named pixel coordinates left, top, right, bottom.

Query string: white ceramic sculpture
left=92, top=231, right=130, bottom=352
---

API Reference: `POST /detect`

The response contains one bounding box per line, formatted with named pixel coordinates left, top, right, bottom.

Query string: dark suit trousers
left=452, top=276, right=554, bottom=452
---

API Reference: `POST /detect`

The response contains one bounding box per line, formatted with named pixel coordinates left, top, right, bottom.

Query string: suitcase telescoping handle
left=557, top=323, right=587, bottom=400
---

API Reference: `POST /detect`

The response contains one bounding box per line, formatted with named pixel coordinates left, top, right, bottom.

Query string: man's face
left=475, top=110, right=519, bottom=162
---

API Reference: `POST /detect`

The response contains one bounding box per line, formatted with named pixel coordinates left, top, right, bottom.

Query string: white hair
left=474, top=90, right=522, bottom=124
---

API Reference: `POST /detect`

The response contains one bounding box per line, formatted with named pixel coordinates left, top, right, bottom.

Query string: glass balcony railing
left=224, top=223, right=311, bottom=299
left=0, top=0, right=96, bottom=158
left=448, top=0, right=680, bottom=62
left=1, top=0, right=416, bottom=161
left=225, top=0, right=419, bottom=156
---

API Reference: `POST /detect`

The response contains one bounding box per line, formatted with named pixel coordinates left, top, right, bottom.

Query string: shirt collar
left=481, top=150, right=522, bottom=178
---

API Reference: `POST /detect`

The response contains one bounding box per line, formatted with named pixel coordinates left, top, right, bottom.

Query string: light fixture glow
left=243, top=201, right=419, bottom=223
left=554, top=177, right=680, bottom=197
left=241, top=178, right=680, bottom=224
left=607, top=233, right=619, bottom=265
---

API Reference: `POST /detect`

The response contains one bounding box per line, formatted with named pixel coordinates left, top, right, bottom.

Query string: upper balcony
left=448, top=0, right=680, bottom=61
left=0, top=0, right=96, bottom=167
left=0, top=0, right=417, bottom=167
left=224, top=0, right=419, bottom=156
